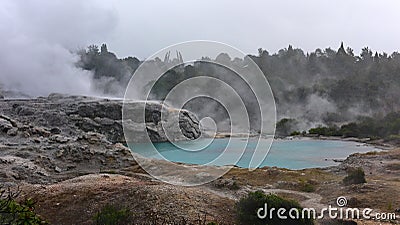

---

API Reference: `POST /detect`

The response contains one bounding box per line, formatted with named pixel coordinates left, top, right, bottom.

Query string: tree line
left=76, top=43, right=400, bottom=138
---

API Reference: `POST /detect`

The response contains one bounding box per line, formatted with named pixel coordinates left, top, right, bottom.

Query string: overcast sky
left=109, top=0, right=400, bottom=58
left=1, top=0, right=400, bottom=96
left=2, top=0, right=400, bottom=59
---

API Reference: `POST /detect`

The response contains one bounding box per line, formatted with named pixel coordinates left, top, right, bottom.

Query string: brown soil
left=20, top=174, right=236, bottom=225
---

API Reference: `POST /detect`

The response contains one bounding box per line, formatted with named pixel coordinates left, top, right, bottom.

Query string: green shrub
left=308, top=126, right=341, bottom=136
left=299, top=182, right=316, bottom=193
left=93, top=204, right=132, bottom=225
left=0, top=188, right=47, bottom=225
left=236, top=191, right=314, bottom=225
left=213, top=178, right=240, bottom=190
left=230, top=181, right=241, bottom=190
left=385, top=134, right=400, bottom=142
left=290, top=131, right=301, bottom=136
left=343, top=167, right=366, bottom=185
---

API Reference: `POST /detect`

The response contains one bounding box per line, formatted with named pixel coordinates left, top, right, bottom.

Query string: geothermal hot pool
left=130, top=138, right=381, bottom=170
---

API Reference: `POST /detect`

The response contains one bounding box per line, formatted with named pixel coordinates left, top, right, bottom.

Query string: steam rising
left=0, top=0, right=117, bottom=97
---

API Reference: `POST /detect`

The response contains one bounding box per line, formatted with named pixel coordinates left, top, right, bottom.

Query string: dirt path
left=202, top=185, right=325, bottom=210
left=260, top=188, right=325, bottom=210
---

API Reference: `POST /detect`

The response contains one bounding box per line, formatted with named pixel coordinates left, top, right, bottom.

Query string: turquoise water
left=130, top=138, right=380, bottom=170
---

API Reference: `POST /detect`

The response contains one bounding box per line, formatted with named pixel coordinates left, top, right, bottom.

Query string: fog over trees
left=76, top=43, right=400, bottom=135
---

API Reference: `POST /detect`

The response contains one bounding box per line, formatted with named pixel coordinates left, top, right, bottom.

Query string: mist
left=2, top=1, right=400, bottom=136
left=0, top=0, right=117, bottom=97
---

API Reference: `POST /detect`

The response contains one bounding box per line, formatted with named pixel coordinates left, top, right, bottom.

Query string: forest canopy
left=76, top=43, right=400, bottom=136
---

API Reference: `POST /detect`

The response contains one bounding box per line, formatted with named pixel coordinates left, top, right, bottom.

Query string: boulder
left=7, top=127, right=18, bottom=136
left=0, top=118, right=13, bottom=132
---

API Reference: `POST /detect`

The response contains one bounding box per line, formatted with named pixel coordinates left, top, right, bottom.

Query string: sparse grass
left=275, top=192, right=308, bottom=203
left=385, top=163, right=400, bottom=171
left=385, top=134, right=400, bottom=142
left=327, top=171, right=400, bottom=211
left=343, top=167, right=366, bottom=185
left=23, top=175, right=237, bottom=224
left=387, top=148, right=400, bottom=159
left=299, top=181, right=316, bottom=193
left=93, top=204, right=132, bottom=225
left=213, top=178, right=241, bottom=190
left=225, top=167, right=339, bottom=188
left=389, top=154, right=400, bottom=160
left=364, top=151, right=379, bottom=155
left=387, top=201, right=393, bottom=211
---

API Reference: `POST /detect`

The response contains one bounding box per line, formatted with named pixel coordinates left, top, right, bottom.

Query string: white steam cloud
left=0, top=0, right=118, bottom=97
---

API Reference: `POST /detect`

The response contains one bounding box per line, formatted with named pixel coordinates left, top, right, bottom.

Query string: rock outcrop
left=0, top=94, right=201, bottom=184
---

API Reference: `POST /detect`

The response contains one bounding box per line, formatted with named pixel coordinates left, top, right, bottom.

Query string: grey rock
left=76, top=101, right=122, bottom=120
left=15, top=106, right=35, bottom=116
left=81, top=132, right=109, bottom=144
left=74, top=117, right=100, bottom=131
left=0, top=94, right=201, bottom=185
left=94, top=117, right=115, bottom=126
left=42, top=111, right=68, bottom=126
left=7, top=127, right=18, bottom=136
left=50, top=127, right=62, bottom=134
left=0, top=115, right=18, bottom=127
left=31, top=127, right=51, bottom=137
left=54, top=166, right=62, bottom=173
left=0, top=118, right=13, bottom=132
left=50, top=135, right=70, bottom=144
left=123, top=101, right=201, bottom=142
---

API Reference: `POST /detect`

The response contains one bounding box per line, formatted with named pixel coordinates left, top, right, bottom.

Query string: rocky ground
left=0, top=94, right=201, bottom=185
left=1, top=95, right=399, bottom=224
